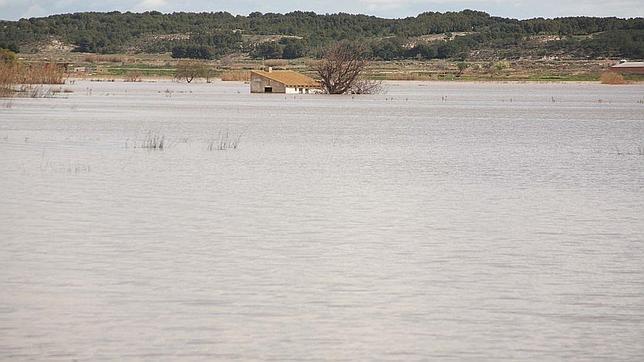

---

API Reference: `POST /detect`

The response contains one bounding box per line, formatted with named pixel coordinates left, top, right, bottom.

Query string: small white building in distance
left=610, top=60, right=644, bottom=74
left=250, top=68, right=321, bottom=94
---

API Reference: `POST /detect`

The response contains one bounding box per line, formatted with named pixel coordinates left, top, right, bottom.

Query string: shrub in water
left=600, top=71, right=626, bottom=85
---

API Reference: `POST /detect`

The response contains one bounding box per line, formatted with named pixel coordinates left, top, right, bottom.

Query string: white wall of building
left=286, top=87, right=320, bottom=94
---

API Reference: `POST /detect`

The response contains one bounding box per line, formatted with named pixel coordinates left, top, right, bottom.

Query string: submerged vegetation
left=315, top=42, right=382, bottom=94
left=141, top=132, right=165, bottom=150
left=130, top=130, right=242, bottom=151
left=615, top=145, right=644, bottom=156
left=600, top=71, right=627, bottom=84
left=208, top=131, right=242, bottom=151
left=174, top=61, right=211, bottom=83
left=124, top=70, right=143, bottom=82
left=1, top=50, right=66, bottom=97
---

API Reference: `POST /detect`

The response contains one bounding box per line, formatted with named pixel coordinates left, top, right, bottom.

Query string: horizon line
left=2, top=9, right=642, bottom=22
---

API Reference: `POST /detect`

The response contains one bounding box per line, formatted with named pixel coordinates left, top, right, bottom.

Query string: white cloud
left=137, top=0, right=168, bottom=10
left=23, top=4, right=48, bottom=18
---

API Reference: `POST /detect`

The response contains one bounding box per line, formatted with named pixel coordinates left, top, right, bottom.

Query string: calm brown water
left=1, top=80, right=643, bottom=360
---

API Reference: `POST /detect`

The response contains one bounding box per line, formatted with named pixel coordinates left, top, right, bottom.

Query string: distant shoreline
left=64, top=76, right=642, bottom=85
left=29, top=55, right=638, bottom=84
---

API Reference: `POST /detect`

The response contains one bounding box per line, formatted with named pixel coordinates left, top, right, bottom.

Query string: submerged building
left=250, top=69, right=321, bottom=94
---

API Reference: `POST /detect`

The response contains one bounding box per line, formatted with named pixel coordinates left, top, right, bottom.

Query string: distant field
left=18, top=51, right=643, bottom=82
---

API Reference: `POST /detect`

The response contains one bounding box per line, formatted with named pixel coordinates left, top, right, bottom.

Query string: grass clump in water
left=141, top=132, right=165, bottom=150
left=21, top=85, right=55, bottom=98
left=208, top=131, right=241, bottom=151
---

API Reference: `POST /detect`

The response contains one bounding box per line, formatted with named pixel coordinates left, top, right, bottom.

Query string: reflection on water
left=1, top=80, right=643, bottom=360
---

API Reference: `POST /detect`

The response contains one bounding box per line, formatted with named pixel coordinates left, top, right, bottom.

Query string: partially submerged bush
left=21, top=85, right=55, bottom=98
left=0, top=63, right=16, bottom=97
left=600, top=71, right=626, bottom=85
left=1, top=62, right=66, bottom=97
left=350, top=78, right=383, bottom=94
left=208, top=131, right=241, bottom=151
left=124, top=70, right=143, bottom=82
left=141, top=132, right=165, bottom=150
left=19, top=63, right=65, bottom=84
left=175, top=61, right=209, bottom=83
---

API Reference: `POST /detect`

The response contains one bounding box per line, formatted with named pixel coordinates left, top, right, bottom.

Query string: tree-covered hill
left=1, top=10, right=642, bottom=60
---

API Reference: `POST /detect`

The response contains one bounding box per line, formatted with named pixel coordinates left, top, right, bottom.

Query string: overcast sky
left=1, top=0, right=643, bottom=21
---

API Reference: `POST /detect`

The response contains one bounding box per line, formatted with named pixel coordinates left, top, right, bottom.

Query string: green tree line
left=1, top=10, right=642, bottom=59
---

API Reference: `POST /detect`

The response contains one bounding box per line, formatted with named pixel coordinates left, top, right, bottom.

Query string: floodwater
left=1, top=80, right=643, bottom=360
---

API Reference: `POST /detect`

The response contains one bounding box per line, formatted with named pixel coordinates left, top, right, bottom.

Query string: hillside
left=1, top=10, right=642, bottom=61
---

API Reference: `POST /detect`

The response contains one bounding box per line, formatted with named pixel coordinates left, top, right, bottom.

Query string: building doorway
left=264, top=87, right=273, bottom=93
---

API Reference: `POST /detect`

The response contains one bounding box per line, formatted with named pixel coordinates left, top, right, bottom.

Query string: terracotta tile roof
left=251, top=70, right=320, bottom=87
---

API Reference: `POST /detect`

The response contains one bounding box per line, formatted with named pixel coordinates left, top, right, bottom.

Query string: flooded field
left=1, top=80, right=643, bottom=360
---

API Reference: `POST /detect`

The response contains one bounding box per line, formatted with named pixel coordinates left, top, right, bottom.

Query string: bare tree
left=203, top=66, right=216, bottom=83
left=350, top=78, right=383, bottom=95
left=314, top=42, right=379, bottom=94
left=175, top=61, right=206, bottom=83
left=456, top=62, right=470, bottom=77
